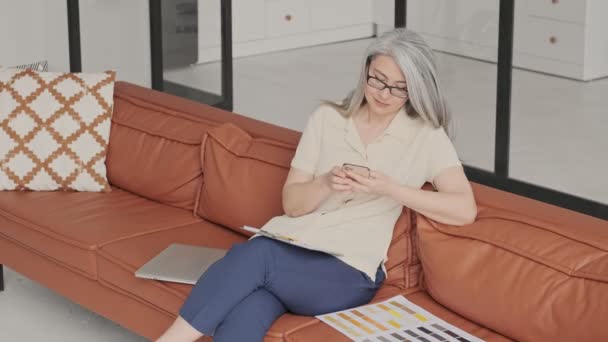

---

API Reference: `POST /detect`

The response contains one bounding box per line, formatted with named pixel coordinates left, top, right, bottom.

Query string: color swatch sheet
left=316, top=295, right=484, bottom=342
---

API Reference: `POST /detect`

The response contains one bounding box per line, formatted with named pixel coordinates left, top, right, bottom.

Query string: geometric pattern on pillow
left=0, top=68, right=116, bottom=192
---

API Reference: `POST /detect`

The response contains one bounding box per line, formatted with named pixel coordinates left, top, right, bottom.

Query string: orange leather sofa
left=1, top=82, right=606, bottom=341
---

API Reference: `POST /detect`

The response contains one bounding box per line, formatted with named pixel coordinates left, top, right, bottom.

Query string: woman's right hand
left=323, top=166, right=353, bottom=192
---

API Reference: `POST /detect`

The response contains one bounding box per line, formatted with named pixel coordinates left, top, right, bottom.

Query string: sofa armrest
left=415, top=202, right=608, bottom=342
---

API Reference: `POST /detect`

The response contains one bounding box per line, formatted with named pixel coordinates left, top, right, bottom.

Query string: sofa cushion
left=282, top=285, right=405, bottom=342
left=0, top=68, right=116, bottom=191
left=196, top=122, right=296, bottom=235
left=96, top=221, right=332, bottom=340
left=106, top=85, right=212, bottom=210
left=107, top=82, right=302, bottom=211
left=96, top=220, right=246, bottom=315
left=0, top=188, right=200, bottom=278
left=416, top=183, right=608, bottom=342
left=284, top=289, right=512, bottom=342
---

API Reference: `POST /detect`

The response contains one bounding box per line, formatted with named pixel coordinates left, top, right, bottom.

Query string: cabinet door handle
left=285, top=14, right=292, bottom=21
left=549, top=36, right=557, bottom=44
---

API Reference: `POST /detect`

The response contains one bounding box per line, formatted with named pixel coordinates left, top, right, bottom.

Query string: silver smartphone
left=342, top=163, right=371, bottom=178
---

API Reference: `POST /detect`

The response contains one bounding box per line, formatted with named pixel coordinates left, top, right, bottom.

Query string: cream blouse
left=256, top=104, right=461, bottom=281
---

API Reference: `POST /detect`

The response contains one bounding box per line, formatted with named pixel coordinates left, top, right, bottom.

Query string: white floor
left=0, top=267, right=147, bottom=342
left=1, top=38, right=606, bottom=342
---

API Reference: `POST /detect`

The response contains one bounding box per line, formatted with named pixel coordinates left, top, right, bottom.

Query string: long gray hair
left=325, top=28, right=454, bottom=138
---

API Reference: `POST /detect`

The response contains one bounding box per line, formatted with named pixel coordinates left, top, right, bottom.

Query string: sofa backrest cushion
left=195, top=122, right=296, bottom=234
left=416, top=183, right=608, bottom=341
left=106, top=82, right=305, bottom=211
left=106, top=85, right=213, bottom=210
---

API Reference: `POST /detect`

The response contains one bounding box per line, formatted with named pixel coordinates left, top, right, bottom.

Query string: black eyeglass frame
left=366, top=74, right=409, bottom=98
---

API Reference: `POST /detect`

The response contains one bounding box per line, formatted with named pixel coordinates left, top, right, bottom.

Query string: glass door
left=149, top=0, right=233, bottom=110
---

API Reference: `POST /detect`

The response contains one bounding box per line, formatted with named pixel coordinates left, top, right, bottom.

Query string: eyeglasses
left=366, top=75, right=408, bottom=98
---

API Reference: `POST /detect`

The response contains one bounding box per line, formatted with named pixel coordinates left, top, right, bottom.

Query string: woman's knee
left=246, top=236, right=279, bottom=249
left=229, top=237, right=277, bottom=259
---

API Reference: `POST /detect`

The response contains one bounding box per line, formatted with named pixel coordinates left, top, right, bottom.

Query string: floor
left=1, top=37, right=606, bottom=342
left=0, top=267, right=147, bottom=341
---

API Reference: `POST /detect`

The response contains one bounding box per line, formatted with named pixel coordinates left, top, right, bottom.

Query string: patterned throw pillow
left=0, top=68, right=116, bottom=192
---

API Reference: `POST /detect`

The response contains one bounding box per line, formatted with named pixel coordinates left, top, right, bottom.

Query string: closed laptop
left=135, top=244, right=228, bottom=285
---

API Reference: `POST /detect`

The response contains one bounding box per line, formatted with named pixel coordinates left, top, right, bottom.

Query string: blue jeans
left=179, top=237, right=385, bottom=341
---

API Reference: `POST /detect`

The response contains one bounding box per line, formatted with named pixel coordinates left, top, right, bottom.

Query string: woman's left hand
left=344, top=169, right=398, bottom=197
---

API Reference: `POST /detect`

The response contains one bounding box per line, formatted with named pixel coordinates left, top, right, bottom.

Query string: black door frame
left=67, top=0, right=81, bottom=73
left=149, top=0, right=233, bottom=111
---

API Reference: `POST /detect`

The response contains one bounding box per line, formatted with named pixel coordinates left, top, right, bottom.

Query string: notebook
left=243, top=226, right=344, bottom=256
left=135, top=244, right=228, bottom=285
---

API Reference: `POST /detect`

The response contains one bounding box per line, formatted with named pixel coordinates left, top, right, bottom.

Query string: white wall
left=0, top=1, right=70, bottom=71
left=0, top=0, right=151, bottom=87
left=79, top=0, right=151, bottom=87
left=374, top=0, right=395, bottom=34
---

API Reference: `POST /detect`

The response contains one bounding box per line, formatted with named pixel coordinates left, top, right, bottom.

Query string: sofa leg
left=0, top=264, right=4, bottom=292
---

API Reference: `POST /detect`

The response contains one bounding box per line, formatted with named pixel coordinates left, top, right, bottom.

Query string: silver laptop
left=135, top=244, right=228, bottom=285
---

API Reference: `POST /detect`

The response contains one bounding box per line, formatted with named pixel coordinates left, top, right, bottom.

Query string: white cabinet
left=525, top=0, right=586, bottom=24
left=197, top=0, right=374, bottom=64
left=310, top=0, right=372, bottom=31
left=513, top=0, right=608, bottom=81
left=198, top=0, right=266, bottom=48
left=406, top=0, right=608, bottom=81
left=514, top=15, right=585, bottom=65
left=407, top=0, right=499, bottom=63
left=265, top=0, right=310, bottom=37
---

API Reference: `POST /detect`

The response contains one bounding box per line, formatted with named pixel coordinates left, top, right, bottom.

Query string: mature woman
left=156, top=28, right=477, bottom=342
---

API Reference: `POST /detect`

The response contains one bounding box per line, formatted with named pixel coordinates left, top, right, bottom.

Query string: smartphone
left=342, top=163, right=371, bottom=178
